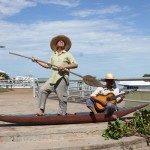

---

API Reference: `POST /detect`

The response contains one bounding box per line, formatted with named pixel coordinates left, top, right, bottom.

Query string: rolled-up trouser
left=104, top=102, right=117, bottom=115
left=86, top=98, right=103, bottom=113
left=86, top=98, right=94, bottom=108
left=38, top=77, right=69, bottom=115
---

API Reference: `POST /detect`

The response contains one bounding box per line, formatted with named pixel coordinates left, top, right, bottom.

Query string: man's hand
left=32, top=57, right=37, bottom=62
left=58, top=66, right=66, bottom=70
left=120, top=94, right=125, bottom=99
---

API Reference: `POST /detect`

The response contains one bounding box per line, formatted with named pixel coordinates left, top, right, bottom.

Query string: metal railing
left=0, top=80, right=34, bottom=88
left=1, top=79, right=150, bottom=105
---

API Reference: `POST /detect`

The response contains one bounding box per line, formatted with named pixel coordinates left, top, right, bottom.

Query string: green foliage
left=102, top=109, right=150, bottom=140
left=0, top=72, right=9, bottom=79
left=143, top=74, right=150, bottom=77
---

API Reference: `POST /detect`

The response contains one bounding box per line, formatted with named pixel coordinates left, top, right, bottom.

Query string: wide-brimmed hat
left=105, top=73, right=116, bottom=80
left=50, top=35, right=71, bottom=51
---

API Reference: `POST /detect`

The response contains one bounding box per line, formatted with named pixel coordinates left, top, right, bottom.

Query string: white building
left=0, top=75, right=38, bottom=88
left=15, top=76, right=38, bottom=82
left=119, top=81, right=150, bottom=90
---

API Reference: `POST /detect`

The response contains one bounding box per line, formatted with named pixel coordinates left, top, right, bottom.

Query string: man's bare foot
left=112, top=114, right=117, bottom=119
left=36, top=109, right=44, bottom=116
left=88, top=107, right=97, bottom=115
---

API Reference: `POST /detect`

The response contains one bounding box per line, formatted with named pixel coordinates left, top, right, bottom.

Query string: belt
left=50, top=83, right=55, bottom=86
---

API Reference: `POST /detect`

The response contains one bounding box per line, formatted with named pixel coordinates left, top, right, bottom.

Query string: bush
left=102, top=109, right=150, bottom=140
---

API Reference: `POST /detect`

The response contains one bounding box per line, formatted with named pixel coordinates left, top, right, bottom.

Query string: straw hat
left=105, top=73, right=115, bottom=80
left=50, top=35, right=71, bottom=51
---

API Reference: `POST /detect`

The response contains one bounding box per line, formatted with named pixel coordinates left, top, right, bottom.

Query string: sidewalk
left=0, top=89, right=149, bottom=150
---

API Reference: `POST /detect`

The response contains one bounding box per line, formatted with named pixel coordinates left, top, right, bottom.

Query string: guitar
left=94, top=89, right=137, bottom=111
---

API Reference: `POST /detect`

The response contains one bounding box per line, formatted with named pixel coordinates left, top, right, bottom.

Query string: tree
left=0, top=72, right=10, bottom=80
left=143, top=74, right=150, bottom=77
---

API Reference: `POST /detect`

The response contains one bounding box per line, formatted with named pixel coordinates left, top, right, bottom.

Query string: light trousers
left=38, top=77, right=69, bottom=115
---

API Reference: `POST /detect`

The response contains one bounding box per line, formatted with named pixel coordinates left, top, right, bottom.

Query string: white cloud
left=98, top=5, right=129, bottom=14
left=0, top=0, right=36, bottom=18
left=0, top=0, right=79, bottom=18
left=72, top=9, right=95, bottom=17
left=39, top=0, right=79, bottom=7
left=72, top=5, right=130, bottom=17
left=1, top=19, right=150, bottom=59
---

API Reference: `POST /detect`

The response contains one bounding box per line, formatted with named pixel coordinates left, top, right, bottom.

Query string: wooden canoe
left=0, top=104, right=148, bottom=125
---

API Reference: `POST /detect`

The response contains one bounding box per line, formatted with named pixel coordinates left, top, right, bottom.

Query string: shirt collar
left=104, top=88, right=114, bottom=91
left=55, top=49, right=67, bottom=54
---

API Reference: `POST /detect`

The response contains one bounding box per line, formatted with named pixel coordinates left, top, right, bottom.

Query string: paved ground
left=0, top=89, right=149, bottom=150
left=0, top=88, right=90, bottom=115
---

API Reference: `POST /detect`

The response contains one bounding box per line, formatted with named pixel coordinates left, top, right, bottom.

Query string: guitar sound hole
left=107, top=97, right=111, bottom=101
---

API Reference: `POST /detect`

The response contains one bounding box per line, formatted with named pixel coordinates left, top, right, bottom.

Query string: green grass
left=0, top=88, right=13, bottom=93
left=125, top=91, right=150, bottom=110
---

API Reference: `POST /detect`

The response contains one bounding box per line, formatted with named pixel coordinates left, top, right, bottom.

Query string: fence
left=0, top=80, right=34, bottom=88
left=33, top=80, right=97, bottom=98
left=1, top=79, right=150, bottom=106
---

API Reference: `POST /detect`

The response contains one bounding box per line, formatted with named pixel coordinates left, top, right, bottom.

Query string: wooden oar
left=9, top=52, right=103, bottom=87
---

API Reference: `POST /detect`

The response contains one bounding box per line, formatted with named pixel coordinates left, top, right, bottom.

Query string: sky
left=0, top=0, right=150, bottom=80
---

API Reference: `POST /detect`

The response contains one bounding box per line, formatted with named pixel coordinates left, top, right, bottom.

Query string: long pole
left=9, top=52, right=83, bottom=78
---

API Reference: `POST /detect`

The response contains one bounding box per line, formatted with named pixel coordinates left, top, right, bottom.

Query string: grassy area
left=125, top=91, right=150, bottom=109
left=0, top=88, right=13, bottom=93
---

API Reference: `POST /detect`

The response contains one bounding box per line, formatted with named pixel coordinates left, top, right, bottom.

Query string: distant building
left=15, top=76, right=38, bottom=82
left=0, top=75, right=38, bottom=88
left=119, top=81, right=150, bottom=90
